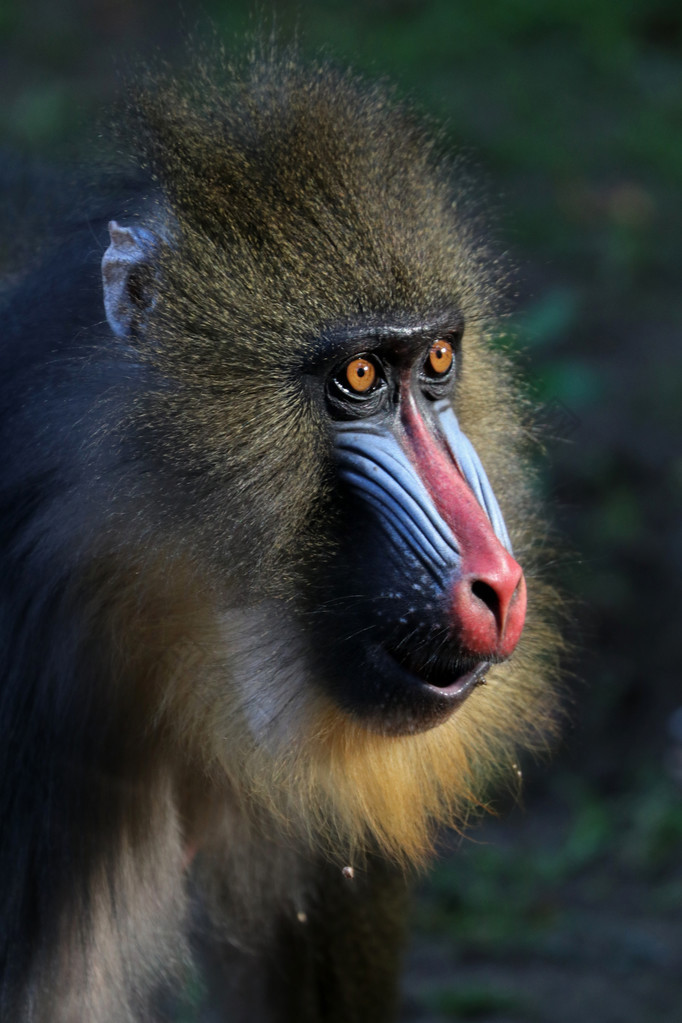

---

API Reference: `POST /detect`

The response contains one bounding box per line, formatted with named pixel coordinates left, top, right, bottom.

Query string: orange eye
left=428, top=340, right=454, bottom=375
left=345, top=357, right=376, bottom=393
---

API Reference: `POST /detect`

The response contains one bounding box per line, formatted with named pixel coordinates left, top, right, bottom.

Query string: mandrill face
left=303, top=316, right=526, bottom=735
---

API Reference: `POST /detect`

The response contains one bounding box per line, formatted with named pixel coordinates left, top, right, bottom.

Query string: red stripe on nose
left=400, top=391, right=526, bottom=659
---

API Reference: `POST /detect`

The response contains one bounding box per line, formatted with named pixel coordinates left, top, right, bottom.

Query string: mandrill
left=0, top=48, right=559, bottom=1022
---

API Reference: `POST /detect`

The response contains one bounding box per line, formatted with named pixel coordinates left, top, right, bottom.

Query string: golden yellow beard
left=126, top=558, right=559, bottom=872
left=231, top=617, right=558, bottom=870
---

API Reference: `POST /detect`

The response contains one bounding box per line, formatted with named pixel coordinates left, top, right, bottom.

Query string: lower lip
left=427, top=661, right=490, bottom=700
left=380, top=645, right=490, bottom=702
left=361, top=648, right=491, bottom=735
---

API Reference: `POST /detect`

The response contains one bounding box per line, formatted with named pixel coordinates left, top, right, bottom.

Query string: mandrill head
left=102, top=50, right=561, bottom=865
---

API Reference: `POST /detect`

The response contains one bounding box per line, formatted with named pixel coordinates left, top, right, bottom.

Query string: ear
left=101, top=221, right=159, bottom=339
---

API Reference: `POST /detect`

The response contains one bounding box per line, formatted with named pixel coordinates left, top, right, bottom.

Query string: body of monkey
left=0, top=51, right=558, bottom=1021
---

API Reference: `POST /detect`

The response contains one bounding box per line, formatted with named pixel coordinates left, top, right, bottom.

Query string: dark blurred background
left=2, top=1, right=681, bottom=1020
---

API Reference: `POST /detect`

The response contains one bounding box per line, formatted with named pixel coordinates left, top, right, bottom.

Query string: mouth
left=343, top=641, right=492, bottom=736
left=383, top=643, right=490, bottom=700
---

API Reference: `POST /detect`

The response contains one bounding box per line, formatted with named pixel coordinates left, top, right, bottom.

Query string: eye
left=426, top=339, right=454, bottom=377
left=345, top=357, right=377, bottom=393
left=326, top=353, right=387, bottom=419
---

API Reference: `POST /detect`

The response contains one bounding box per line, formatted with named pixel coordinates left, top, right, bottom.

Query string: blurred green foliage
left=422, top=983, right=532, bottom=1019
left=423, top=775, right=682, bottom=950
left=410, top=775, right=682, bottom=1017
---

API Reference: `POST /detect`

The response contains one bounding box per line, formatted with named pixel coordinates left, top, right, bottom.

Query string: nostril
left=450, top=565, right=526, bottom=660
left=471, top=580, right=500, bottom=623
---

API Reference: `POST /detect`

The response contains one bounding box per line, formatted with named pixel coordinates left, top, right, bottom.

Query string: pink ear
left=101, top=221, right=157, bottom=338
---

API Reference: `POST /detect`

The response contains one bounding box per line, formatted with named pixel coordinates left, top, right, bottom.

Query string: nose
left=450, top=551, right=527, bottom=660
